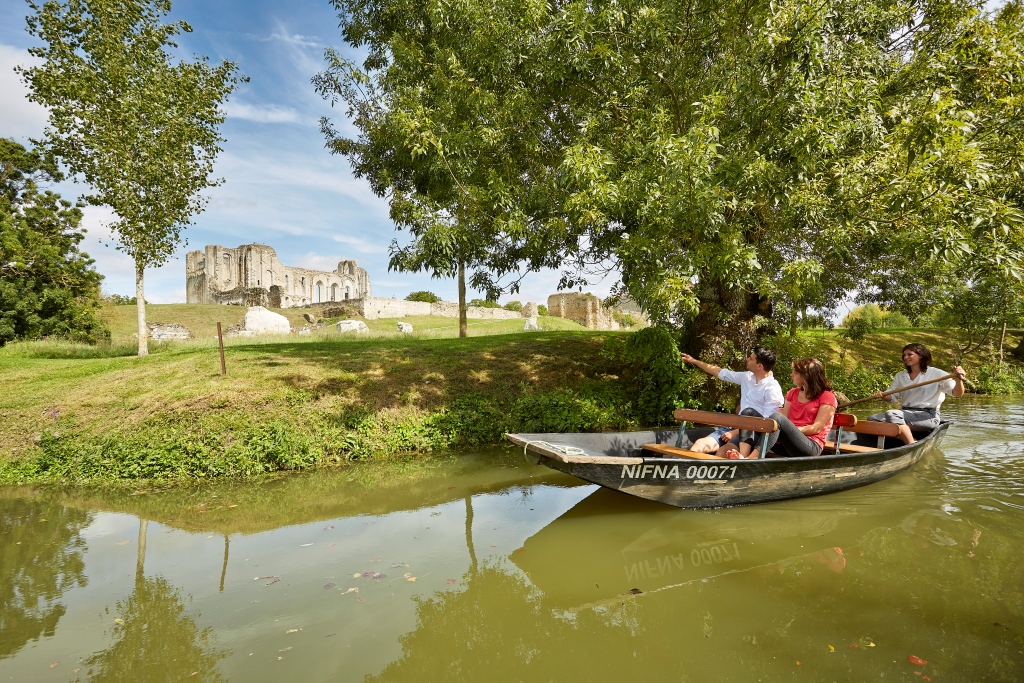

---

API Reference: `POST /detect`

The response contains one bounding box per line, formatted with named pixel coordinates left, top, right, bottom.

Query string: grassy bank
left=1, top=318, right=1020, bottom=485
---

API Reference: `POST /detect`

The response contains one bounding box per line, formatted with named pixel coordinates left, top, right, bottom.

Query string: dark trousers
left=738, top=408, right=780, bottom=454
left=767, top=412, right=823, bottom=457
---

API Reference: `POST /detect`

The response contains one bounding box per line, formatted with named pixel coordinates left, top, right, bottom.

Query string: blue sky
left=0, top=0, right=587, bottom=305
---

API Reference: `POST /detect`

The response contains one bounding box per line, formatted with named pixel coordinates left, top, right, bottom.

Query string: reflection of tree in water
left=364, top=564, right=653, bottom=683
left=0, top=497, right=91, bottom=660
left=82, top=520, right=226, bottom=682
left=81, top=575, right=226, bottom=682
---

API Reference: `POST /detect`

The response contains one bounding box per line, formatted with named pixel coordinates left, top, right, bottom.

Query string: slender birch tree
left=21, top=0, right=240, bottom=356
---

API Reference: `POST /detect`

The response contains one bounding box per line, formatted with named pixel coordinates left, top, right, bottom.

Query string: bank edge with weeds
left=0, top=383, right=639, bottom=485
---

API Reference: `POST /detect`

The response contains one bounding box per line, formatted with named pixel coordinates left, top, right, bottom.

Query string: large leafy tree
left=314, top=0, right=574, bottom=337
left=0, top=138, right=106, bottom=345
left=21, top=0, right=241, bottom=356
left=319, top=0, right=1024, bottom=358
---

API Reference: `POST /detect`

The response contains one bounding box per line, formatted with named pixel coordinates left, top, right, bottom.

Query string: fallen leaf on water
left=972, top=529, right=981, bottom=546
left=908, top=655, right=928, bottom=666
left=113, top=618, right=124, bottom=624
left=370, top=556, right=382, bottom=562
left=325, top=524, right=334, bottom=530
left=285, top=628, right=302, bottom=634
left=828, top=644, right=835, bottom=652
left=339, top=587, right=358, bottom=594
left=629, top=588, right=642, bottom=595
left=968, top=551, right=975, bottom=557
left=116, top=541, right=130, bottom=546
left=264, top=578, right=280, bottom=586
left=447, top=579, right=457, bottom=585
left=914, top=673, right=922, bottom=677
left=849, top=643, right=858, bottom=648
left=74, top=669, right=80, bottom=673
left=324, top=583, right=336, bottom=590
left=50, top=662, right=58, bottom=668
left=353, top=573, right=361, bottom=579
left=407, top=576, right=417, bottom=582
left=923, top=677, right=931, bottom=681
left=300, top=543, right=313, bottom=547
left=391, top=562, right=409, bottom=568
left=277, top=657, right=283, bottom=661
left=228, top=504, right=238, bottom=508
left=795, top=661, right=801, bottom=666
left=207, top=535, right=213, bottom=539
left=403, top=573, right=411, bottom=579
left=279, top=647, right=292, bottom=652
left=448, top=486, right=456, bottom=489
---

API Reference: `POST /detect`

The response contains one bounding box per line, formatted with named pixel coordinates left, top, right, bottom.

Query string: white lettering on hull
left=621, top=464, right=738, bottom=480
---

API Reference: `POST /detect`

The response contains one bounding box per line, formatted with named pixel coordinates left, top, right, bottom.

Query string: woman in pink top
left=768, top=357, right=837, bottom=457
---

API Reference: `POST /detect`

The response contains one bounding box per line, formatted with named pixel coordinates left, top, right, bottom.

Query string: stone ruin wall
left=546, top=293, right=649, bottom=330
left=351, top=298, right=524, bottom=320
left=186, top=244, right=370, bottom=309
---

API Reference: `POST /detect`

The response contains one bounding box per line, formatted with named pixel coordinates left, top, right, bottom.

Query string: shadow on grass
left=228, top=331, right=621, bottom=411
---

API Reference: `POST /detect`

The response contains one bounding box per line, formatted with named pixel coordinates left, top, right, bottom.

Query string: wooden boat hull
left=506, top=422, right=949, bottom=508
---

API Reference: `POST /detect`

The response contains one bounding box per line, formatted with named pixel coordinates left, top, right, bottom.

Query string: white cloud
left=224, top=101, right=303, bottom=124
left=0, top=44, right=47, bottom=141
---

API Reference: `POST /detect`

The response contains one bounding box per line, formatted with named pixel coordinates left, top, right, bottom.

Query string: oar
left=837, top=373, right=955, bottom=409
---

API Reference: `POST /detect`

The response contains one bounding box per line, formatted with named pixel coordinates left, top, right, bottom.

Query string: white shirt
left=718, top=369, right=785, bottom=418
left=886, top=366, right=956, bottom=410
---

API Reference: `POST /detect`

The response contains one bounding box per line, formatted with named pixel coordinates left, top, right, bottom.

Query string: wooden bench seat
left=827, top=416, right=902, bottom=453
left=641, top=443, right=728, bottom=460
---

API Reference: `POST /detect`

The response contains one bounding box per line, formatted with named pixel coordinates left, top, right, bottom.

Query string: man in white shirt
left=680, top=347, right=786, bottom=458
left=869, top=343, right=967, bottom=444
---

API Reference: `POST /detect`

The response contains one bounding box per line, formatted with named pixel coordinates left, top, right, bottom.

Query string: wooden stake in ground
left=217, top=322, right=226, bottom=376
left=838, top=373, right=954, bottom=409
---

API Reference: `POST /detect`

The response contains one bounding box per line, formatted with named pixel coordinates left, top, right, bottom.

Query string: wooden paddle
left=837, top=373, right=955, bottom=409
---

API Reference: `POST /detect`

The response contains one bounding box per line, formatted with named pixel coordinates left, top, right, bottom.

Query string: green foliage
left=973, top=364, right=1024, bottom=395
left=469, top=299, right=501, bottom=309
left=103, top=294, right=143, bottom=306
left=405, top=290, right=440, bottom=303
left=619, top=327, right=688, bottom=425
left=841, top=316, right=875, bottom=342
left=0, top=139, right=108, bottom=345
left=22, top=0, right=241, bottom=355
left=843, top=305, right=886, bottom=330
left=537, top=304, right=548, bottom=316
left=503, top=300, right=522, bottom=312
left=881, top=311, right=913, bottom=328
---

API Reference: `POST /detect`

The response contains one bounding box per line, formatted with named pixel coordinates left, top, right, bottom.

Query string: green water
left=1, top=397, right=1022, bottom=682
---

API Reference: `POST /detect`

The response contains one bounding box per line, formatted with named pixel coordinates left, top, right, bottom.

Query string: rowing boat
left=505, top=412, right=949, bottom=508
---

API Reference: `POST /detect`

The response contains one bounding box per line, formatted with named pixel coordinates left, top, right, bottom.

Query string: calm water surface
left=2, top=397, right=1023, bottom=682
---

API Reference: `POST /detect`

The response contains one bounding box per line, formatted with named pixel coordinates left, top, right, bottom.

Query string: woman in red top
left=769, top=357, right=837, bottom=457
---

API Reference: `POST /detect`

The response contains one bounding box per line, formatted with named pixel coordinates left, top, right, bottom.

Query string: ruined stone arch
left=331, top=283, right=338, bottom=301
left=315, top=280, right=325, bottom=303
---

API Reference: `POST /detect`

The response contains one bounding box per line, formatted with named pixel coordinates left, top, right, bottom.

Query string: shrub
left=503, top=301, right=523, bottom=312
left=537, top=304, right=548, bottom=316
left=620, top=327, right=688, bottom=425
left=842, top=304, right=885, bottom=329
left=469, top=298, right=501, bottom=308
left=405, top=291, right=440, bottom=303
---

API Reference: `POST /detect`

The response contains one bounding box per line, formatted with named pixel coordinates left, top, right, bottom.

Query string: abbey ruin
left=186, top=243, right=370, bottom=308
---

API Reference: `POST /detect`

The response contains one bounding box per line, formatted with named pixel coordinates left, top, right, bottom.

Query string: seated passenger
left=680, top=347, right=785, bottom=459
left=868, top=343, right=966, bottom=444
left=764, top=357, right=837, bottom=458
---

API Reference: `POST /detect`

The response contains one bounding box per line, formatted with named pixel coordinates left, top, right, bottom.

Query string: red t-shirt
left=785, top=387, right=838, bottom=450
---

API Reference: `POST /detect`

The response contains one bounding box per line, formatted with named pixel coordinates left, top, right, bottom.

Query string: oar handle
left=838, top=373, right=956, bottom=409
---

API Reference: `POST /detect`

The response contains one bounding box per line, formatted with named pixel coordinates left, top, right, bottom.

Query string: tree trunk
left=681, top=279, right=772, bottom=407
left=999, top=320, right=1007, bottom=367
left=789, top=305, right=797, bottom=337
left=136, top=262, right=148, bottom=357
left=458, top=260, right=468, bottom=339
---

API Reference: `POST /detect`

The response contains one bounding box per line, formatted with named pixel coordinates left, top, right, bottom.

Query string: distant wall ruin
left=351, top=298, right=524, bottom=321
left=186, top=243, right=370, bottom=308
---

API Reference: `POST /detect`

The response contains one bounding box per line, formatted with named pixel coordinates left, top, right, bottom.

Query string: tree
left=0, top=138, right=107, bottom=345
left=316, top=0, right=1024, bottom=359
left=21, top=0, right=241, bottom=356
left=405, top=290, right=440, bottom=303
left=314, top=0, right=571, bottom=338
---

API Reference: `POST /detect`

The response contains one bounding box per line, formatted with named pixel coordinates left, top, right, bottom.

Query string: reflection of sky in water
left=1, top=397, right=1022, bottom=681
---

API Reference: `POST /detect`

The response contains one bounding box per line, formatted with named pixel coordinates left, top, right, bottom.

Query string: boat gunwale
left=507, top=421, right=950, bottom=468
